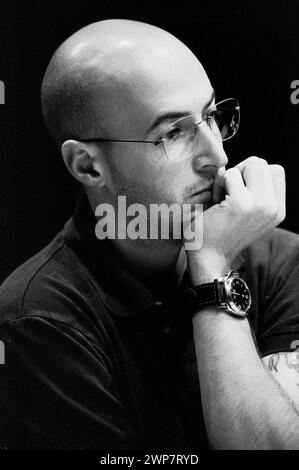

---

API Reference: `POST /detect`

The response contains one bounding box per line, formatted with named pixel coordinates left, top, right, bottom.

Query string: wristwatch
left=183, top=270, right=251, bottom=318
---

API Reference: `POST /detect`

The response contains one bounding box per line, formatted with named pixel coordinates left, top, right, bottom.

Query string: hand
left=184, top=157, right=286, bottom=284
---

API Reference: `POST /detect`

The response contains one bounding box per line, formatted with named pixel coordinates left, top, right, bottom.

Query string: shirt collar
left=63, top=190, right=183, bottom=319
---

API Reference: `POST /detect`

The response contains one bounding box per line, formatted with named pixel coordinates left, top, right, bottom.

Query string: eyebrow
left=146, top=89, right=216, bottom=135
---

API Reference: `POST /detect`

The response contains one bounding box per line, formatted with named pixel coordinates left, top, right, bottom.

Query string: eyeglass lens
left=163, top=98, right=239, bottom=161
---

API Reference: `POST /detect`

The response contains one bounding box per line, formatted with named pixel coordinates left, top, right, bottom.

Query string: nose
left=192, top=123, right=228, bottom=172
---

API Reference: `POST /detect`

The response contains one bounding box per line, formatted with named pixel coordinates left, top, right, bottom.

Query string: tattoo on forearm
left=268, top=353, right=281, bottom=372
left=267, top=351, right=299, bottom=387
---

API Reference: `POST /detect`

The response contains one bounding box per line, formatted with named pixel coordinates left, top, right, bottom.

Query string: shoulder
left=243, top=228, right=299, bottom=354
left=0, top=231, right=64, bottom=321
left=243, top=227, right=299, bottom=274
left=0, top=230, right=111, bottom=343
left=241, top=227, right=299, bottom=301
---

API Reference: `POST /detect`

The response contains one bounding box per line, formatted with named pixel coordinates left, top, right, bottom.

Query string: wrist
left=184, top=269, right=251, bottom=320
left=187, top=248, right=231, bottom=285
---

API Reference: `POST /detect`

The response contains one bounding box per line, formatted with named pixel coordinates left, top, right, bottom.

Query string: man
left=0, top=19, right=299, bottom=450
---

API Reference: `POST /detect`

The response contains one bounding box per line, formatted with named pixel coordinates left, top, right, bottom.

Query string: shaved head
left=41, top=19, right=202, bottom=146
left=40, top=18, right=226, bottom=229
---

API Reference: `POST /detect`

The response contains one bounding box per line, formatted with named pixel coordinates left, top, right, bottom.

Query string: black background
left=0, top=0, right=298, bottom=283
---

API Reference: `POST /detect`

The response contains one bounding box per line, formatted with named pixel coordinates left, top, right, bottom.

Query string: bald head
left=41, top=19, right=206, bottom=147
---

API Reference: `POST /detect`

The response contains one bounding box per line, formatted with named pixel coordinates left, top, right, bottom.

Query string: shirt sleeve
left=245, top=228, right=299, bottom=357
left=0, top=316, right=138, bottom=449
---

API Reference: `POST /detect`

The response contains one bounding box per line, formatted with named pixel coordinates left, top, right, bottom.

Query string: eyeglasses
left=77, top=97, right=240, bottom=162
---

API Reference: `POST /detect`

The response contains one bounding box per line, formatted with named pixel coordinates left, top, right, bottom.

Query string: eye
left=163, top=125, right=185, bottom=141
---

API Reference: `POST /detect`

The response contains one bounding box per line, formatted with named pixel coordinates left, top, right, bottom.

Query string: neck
left=87, top=189, right=186, bottom=294
left=112, top=237, right=184, bottom=293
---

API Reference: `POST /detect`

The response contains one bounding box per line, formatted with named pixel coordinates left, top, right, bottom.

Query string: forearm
left=193, top=309, right=299, bottom=449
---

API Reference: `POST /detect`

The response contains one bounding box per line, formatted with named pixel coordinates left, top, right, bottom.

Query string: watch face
left=226, top=274, right=251, bottom=316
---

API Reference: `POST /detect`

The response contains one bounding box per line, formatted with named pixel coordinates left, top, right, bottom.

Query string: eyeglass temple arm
left=76, top=138, right=160, bottom=145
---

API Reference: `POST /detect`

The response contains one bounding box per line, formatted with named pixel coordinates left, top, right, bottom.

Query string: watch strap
left=191, top=281, right=220, bottom=306
left=183, top=271, right=251, bottom=318
left=184, top=280, right=223, bottom=311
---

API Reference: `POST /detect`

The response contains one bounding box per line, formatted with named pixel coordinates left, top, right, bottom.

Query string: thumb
left=212, top=167, right=226, bottom=203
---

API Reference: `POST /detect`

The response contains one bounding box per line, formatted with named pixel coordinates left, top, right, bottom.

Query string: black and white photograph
left=0, top=0, right=299, bottom=458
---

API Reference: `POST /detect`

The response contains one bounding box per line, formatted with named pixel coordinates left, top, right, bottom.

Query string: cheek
left=144, top=164, right=193, bottom=206
left=109, top=146, right=191, bottom=204
left=133, top=160, right=192, bottom=205
left=113, top=145, right=159, bottom=179
left=112, top=146, right=164, bottom=188
left=157, top=162, right=194, bottom=203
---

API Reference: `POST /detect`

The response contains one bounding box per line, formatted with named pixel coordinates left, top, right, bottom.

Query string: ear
left=61, top=140, right=107, bottom=187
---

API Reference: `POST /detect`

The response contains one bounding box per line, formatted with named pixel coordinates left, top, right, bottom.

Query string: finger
left=224, top=167, right=246, bottom=196
left=234, top=156, right=259, bottom=174
left=235, top=156, right=271, bottom=191
left=213, top=167, right=226, bottom=203
left=256, top=158, right=277, bottom=200
left=269, top=164, right=286, bottom=222
left=215, top=166, right=226, bottom=187
left=212, top=182, right=226, bottom=204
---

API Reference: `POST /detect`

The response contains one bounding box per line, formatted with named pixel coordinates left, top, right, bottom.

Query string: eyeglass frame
left=74, top=97, right=240, bottom=158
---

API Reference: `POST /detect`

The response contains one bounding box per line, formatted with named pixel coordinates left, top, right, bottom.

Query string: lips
left=194, top=191, right=212, bottom=204
left=192, top=182, right=214, bottom=196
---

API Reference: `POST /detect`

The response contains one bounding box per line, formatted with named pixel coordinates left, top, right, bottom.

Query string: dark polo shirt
left=0, top=191, right=299, bottom=450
